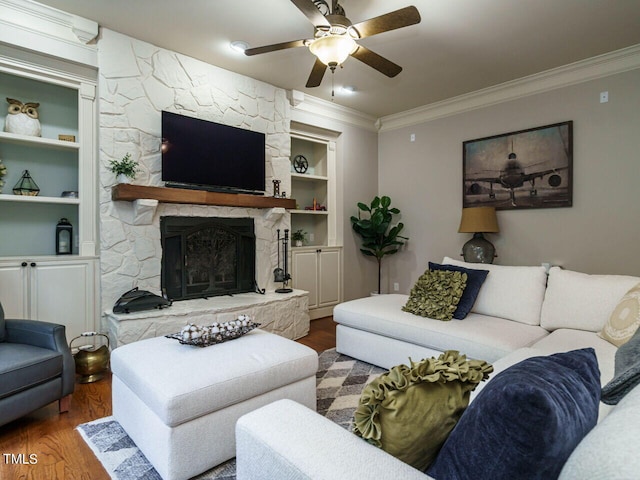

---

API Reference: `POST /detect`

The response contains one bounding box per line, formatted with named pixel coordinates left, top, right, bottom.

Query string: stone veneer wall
left=98, top=29, right=292, bottom=311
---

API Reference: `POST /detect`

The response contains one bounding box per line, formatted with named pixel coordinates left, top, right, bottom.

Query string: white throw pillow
left=599, top=282, right=640, bottom=346
left=442, top=257, right=547, bottom=326
left=540, top=267, right=640, bottom=333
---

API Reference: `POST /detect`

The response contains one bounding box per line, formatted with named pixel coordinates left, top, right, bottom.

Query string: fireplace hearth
left=161, top=217, right=256, bottom=301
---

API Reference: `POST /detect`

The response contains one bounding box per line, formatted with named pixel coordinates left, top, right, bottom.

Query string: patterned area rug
left=76, top=349, right=385, bottom=480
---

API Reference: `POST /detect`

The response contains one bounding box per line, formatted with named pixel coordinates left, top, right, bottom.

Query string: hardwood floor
left=0, top=317, right=336, bottom=479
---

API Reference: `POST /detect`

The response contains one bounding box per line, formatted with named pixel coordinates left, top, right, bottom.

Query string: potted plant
left=109, top=153, right=139, bottom=183
left=291, top=229, right=306, bottom=247
left=350, top=195, right=408, bottom=295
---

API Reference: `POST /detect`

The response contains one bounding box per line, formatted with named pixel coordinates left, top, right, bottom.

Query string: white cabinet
left=292, top=247, right=342, bottom=319
left=0, top=257, right=98, bottom=342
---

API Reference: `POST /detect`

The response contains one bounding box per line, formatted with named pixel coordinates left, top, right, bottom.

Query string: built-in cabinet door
left=30, top=259, right=96, bottom=342
left=318, top=248, right=341, bottom=307
left=0, top=261, right=29, bottom=318
left=0, top=258, right=96, bottom=342
left=292, top=250, right=319, bottom=309
left=292, top=246, right=342, bottom=319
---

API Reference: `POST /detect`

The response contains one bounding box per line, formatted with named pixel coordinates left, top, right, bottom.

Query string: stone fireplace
left=98, top=30, right=309, bottom=347
left=160, top=216, right=256, bottom=300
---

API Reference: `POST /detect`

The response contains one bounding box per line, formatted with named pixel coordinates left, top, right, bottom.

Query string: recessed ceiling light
left=339, top=85, right=357, bottom=95
left=230, top=41, right=249, bottom=54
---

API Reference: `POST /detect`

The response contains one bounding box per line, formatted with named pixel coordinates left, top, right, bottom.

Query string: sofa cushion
left=530, top=329, right=617, bottom=386
left=540, top=267, right=640, bottom=332
left=442, top=257, right=547, bottom=326
left=0, top=343, right=63, bottom=398
left=429, top=261, right=489, bottom=319
left=334, top=295, right=549, bottom=363
left=353, top=351, right=492, bottom=471
left=402, top=270, right=467, bottom=321
left=427, top=348, right=601, bottom=480
left=599, top=281, right=640, bottom=347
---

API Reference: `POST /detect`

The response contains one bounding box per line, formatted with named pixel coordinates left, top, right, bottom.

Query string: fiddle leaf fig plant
left=350, top=195, right=408, bottom=294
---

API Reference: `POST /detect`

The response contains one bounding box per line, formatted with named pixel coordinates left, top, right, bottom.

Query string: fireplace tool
left=274, top=228, right=293, bottom=293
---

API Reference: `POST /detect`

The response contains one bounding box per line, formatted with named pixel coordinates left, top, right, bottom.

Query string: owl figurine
left=4, top=98, right=41, bottom=137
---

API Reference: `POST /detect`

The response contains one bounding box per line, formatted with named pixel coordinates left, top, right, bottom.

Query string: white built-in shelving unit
left=289, top=127, right=342, bottom=319
left=0, top=40, right=99, bottom=341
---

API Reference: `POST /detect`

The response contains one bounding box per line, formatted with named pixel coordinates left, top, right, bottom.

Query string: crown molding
left=0, top=0, right=98, bottom=67
left=377, top=43, right=640, bottom=132
left=288, top=89, right=378, bottom=132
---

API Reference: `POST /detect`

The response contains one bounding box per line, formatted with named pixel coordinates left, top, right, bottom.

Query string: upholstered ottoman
left=110, top=329, right=318, bottom=480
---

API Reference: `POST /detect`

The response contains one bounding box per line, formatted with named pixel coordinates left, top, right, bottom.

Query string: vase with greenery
left=350, top=195, right=408, bottom=294
left=109, top=153, right=139, bottom=183
left=292, top=229, right=306, bottom=247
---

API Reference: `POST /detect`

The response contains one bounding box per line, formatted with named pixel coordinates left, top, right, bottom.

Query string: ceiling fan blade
left=290, top=0, right=331, bottom=27
left=350, top=6, right=421, bottom=39
left=306, top=58, right=327, bottom=87
left=244, top=39, right=307, bottom=56
left=351, top=45, right=402, bottom=78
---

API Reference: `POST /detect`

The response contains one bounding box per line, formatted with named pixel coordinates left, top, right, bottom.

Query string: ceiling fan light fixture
left=346, top=26, right=361, bottom=39
left=230, top=40, right=249, bottom=54
left=338, top=85, right=357, bottom=95
left=308, top=34, right=357, bottom=67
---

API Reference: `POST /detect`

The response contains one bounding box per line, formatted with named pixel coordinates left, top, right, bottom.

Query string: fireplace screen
left=161, top=217, right=255, bottom=301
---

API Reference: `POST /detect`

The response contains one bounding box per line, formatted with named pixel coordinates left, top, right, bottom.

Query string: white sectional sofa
left=236, top=258, right=640, bottom=479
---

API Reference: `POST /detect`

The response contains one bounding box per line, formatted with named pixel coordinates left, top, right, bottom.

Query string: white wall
left=379, top=68, right=640, bottom=294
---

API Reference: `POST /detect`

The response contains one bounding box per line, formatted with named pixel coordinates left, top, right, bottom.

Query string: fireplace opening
left=161, top=216, right=255, bottom=301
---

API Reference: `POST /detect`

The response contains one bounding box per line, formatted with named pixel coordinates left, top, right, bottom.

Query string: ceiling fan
left=244, top=0, right=421, bottom=88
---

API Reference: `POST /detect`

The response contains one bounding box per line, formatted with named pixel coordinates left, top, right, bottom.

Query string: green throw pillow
left=353, top=351, right=493, bottom=471
left=402, top=269, right=468, bottom=320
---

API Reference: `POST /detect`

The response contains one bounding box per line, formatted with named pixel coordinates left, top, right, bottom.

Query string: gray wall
left=379, top=68, right=640, bottom=294
left=341, top=123, right=380, bottom=299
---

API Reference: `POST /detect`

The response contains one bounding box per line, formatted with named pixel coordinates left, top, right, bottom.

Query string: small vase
left=295, top=240, right=303, bottom=247
left=116, top=173, right=131, bottom=184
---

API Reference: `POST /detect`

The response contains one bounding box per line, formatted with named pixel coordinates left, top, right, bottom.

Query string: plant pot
left=116, top=173, right=131, bottom=184
left=295, top=240, right=303, bottom=247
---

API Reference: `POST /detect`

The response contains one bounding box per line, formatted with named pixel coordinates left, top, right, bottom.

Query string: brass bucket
left=70, top=332, right=110, bottom=383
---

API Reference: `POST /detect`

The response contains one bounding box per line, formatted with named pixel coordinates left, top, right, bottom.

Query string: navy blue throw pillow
left=429, top=262, right=489, bottom=319
left=427, top=348, right=600, bottom=480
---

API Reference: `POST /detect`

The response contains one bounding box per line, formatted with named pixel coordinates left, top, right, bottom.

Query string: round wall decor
left=293, top=154, right=308, bottom=174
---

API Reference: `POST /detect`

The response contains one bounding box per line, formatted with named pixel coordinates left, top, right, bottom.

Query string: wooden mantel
left=112, top=184, right=296, bottom=209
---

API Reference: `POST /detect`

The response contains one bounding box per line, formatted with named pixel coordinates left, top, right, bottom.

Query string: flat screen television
left=161, top=110, right=265, bottom=194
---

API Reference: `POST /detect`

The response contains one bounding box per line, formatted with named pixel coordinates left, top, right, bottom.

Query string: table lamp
left=458, top=207, right=499, bottom=263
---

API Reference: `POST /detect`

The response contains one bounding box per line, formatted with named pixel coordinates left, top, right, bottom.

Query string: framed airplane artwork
left=463, top=121, right=573, bottom=210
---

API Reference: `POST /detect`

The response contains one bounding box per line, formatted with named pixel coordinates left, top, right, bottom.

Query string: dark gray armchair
left=0, top=302, right=75, bottom=427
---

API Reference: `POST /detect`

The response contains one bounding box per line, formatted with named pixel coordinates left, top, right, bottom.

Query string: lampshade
left=458, top=207, right=499, bottom=233
left=309, top=35, right=357, bottom=67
